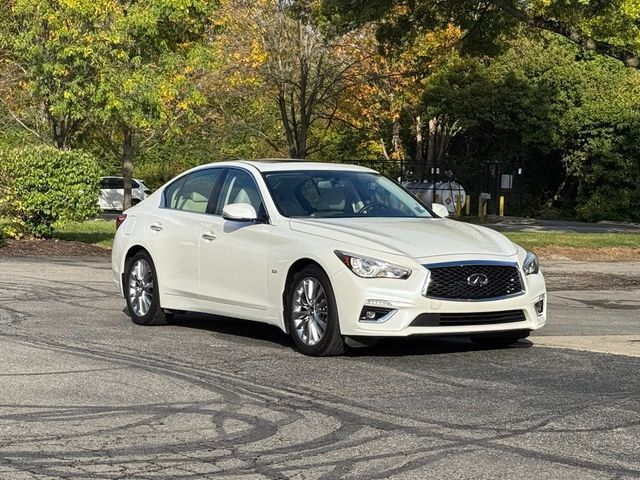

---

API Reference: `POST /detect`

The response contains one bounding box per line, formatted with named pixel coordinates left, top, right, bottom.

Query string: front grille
left=410, top=310, right=526, bottom=327
left=425, top=263, right=523, bottom=300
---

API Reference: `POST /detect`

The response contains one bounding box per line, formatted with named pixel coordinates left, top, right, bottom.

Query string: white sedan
left=112, top=160, right=546, bottom=356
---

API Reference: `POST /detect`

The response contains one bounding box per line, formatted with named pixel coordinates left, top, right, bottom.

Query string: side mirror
left=222, top=203, right=258, bottom=222
left=431, top=203, right=449, bottom=218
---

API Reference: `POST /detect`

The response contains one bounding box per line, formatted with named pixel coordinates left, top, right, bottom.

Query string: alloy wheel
left=291, top=277, right=328, bottom=346
left=128, top=259, right=154, bottom=317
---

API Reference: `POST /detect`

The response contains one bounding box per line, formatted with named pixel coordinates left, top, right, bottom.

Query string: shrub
left=0, top=145, right=101, bottom=238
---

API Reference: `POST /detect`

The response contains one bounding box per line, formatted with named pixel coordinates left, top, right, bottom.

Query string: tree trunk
left=391, top=115, right=404, bottom=161
left=426, top=117, right=437, bottom=179
left=278, top=92, right=297, bottom=158
left=121, top=126, right=134, bottom=211
left=380, top=138, right=390, bottom=161
left=415, top=115, right=424, bottom=179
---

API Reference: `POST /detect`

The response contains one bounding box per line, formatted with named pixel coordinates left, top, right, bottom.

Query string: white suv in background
left=98, top=177, right=151, bottom=211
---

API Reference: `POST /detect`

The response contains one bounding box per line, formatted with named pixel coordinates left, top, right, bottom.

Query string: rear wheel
left=470, top=330, right=530, bottom=348
left=125, top=251, right=172, bottom=326
left=286, top=265, right=345, bottom=356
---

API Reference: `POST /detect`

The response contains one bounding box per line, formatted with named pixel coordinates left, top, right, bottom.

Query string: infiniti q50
left=112, top=160, right=546, bottom=356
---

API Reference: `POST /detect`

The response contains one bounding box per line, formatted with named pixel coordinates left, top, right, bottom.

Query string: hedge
left=0, top=145, right=101, bottom=238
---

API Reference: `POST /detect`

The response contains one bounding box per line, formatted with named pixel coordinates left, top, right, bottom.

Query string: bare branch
left=491, top=0, right=640, bottom=68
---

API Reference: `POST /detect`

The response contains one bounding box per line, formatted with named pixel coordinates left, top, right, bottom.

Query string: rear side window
left=100, top=177, right=119, bottom=189
left=164, top=177, right=186, bottom=209
left=163, top=169, right=223, bottom=213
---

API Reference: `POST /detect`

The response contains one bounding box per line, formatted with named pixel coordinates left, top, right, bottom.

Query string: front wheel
left=286, top=265, right=346, bottom=356
left=124, top=251, right=172, bottom=326
left=470, top=330, right=530, bottom=348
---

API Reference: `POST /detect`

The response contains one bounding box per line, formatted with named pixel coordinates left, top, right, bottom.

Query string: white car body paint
left=112, top=161, right=546, bottom=338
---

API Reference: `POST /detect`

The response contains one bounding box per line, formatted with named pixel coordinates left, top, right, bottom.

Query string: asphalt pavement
left=1, top=257, right=639, bottom=479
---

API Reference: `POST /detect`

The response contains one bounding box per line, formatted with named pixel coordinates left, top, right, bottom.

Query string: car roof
left=100, top=176, right=145, bottom=182
left=192, top=159, right=376, bottom=174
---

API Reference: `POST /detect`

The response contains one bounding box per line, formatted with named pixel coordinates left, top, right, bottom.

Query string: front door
left=198, top=168, right=272, bottom=311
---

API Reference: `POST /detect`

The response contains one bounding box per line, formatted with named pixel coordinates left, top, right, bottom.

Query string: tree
left=216, top=0, right=358, bottom=159
left=323, top=0, right=640, bottom=69
left=90, top=1, right=216, bottom=209
left=418, top=32, right=640, bottom=221
left=0, top=0, right=114, bottom=148
left=1, top=0, right=217, bottom=209
left=337, top=23, right=463, bottom=177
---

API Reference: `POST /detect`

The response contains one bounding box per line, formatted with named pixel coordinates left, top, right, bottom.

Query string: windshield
left=264, top=170, right=433, bottom=218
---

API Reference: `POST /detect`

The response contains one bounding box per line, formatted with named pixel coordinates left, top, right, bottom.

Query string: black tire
left=470, top=330, right=530, bottom=348
left=131, top=198, right=141, bottom=206
left=124, top=250, right=172, bottom=326
left=286, top=265, right=346, bottom=356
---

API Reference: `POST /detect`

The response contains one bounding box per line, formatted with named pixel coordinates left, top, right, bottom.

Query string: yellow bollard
left=499, top=195, right=505, bottom=217
left=478, top=194, right=484, bottom=219
left=465, top=196, right=470, bottom=216
left=455, top=195, right=462, bottom=216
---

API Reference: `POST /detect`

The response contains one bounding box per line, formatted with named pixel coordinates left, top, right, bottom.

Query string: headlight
left=523, top=250, right=539, bottom=275
left=335, top=251, right=411, bottom=279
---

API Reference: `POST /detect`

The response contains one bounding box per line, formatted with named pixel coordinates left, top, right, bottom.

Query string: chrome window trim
left=421, top=260, right=526, bottom=302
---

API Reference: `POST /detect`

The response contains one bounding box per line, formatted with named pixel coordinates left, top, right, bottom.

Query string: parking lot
left=1, top=256, right=639, bottom=479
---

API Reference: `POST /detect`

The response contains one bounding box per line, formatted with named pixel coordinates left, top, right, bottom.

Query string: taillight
left=115, top=214, right=127, bottom=230
left=144, top=189, right=151, bottom=195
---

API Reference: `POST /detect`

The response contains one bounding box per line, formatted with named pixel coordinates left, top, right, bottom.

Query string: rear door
left=145, top=168, right=225, bottom=300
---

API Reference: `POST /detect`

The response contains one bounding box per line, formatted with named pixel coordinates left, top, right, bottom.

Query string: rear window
left=99, top=178, right=139, bottom=189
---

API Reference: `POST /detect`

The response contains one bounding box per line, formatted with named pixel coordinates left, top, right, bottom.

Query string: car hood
left=289, top=217, right=517, bottom=260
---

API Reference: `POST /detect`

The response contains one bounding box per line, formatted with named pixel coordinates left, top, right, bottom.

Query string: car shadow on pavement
left=345, top=337, right=534, bottom=357
left=168, top=312, right=293, bottom=348
left=162, top=311, right=533, bottom=356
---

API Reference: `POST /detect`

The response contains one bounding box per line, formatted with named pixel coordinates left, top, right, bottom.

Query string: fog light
left=359, top=306, right=395, bottom=323
left=534, top=294, right=545, bottom=316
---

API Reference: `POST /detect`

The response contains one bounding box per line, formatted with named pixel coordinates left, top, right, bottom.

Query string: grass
left=53, top=219, right=116, bottom=249
left=504, top=232, right=640, bottom=251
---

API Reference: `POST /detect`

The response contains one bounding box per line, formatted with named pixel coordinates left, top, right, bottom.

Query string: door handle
left=202, top=232, right=217, bottom=241
left=150, top=223, right=164, bottom=232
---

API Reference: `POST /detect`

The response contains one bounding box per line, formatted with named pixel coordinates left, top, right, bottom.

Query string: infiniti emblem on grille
left=467, top=273, right=489, bottom=287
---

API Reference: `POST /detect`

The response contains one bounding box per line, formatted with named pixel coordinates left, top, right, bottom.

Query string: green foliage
left=1, top=0, right=218, bottom=212
left=413, top=34, right=640, bottom=222
left=0, top=146, right=100, bottom=238
left=2, top=0, right=639, bottom=227
left=323, top=0, right=640, bottom=68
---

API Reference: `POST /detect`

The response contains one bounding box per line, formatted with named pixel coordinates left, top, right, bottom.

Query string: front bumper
left=331, top=263, right=547, bottom=337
